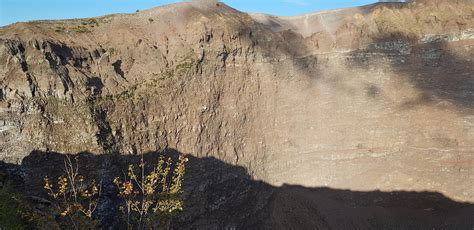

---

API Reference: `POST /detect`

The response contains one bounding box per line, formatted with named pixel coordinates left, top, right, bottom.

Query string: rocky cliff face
left=1, top=0, right=473, bottom=228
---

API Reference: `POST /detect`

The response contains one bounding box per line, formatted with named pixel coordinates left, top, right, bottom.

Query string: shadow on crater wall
left=348, top=34, right=474, bottom=109
left=1, top=149, right=473, bottom=229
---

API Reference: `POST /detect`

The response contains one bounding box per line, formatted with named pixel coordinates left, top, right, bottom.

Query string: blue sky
left=0, top=0, right=377, bottom=26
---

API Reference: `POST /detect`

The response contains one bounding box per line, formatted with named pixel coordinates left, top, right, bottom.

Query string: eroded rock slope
left=1, top=0, right=473, bottom=228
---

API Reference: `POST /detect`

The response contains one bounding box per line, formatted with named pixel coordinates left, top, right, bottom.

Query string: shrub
left=114, top=155, right=188, bottom=230
left=28, top=153, right=189, bottom=229
left=72, top=25, right=91, bottom=33
left=43, top=156, right=101, bottom=229
left=52, top=25, right=65, bottom=32
left=82, top=19, right=99, bottom=27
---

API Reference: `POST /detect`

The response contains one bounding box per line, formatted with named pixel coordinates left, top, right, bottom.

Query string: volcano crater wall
left=0, top=0, right=473, bottom=215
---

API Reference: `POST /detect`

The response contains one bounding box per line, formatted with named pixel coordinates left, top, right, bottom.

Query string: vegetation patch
left=43, top=155, right=101, bottom=229
left=175, top=58, right=195, bottom=76
left=0, top=182, right=29, bottom=229
left=113, top=155, right=188, bottom=229
left=51, top=19, right=99, bottom=33
left=52, top=25, right=66, bottom=32
left=82, top=19, right=99, bottom=27
left=0, top=152, right=188, bottom=229
left=72, top=25, right=92, bottom=33
left=0, top=169, right=57, bottom=229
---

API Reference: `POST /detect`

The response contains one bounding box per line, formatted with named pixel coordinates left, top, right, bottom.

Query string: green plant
left=114, top=155, right=188, bottom=230
left=82, top=19, right=99, bottom=27
left=175, top=57, right=195, bottom=76
left=52, top=25, right=66, bottom=32
left=43, top=155, right=101, bottom=229
left=72, top=25, right=91, bottom=33
left=0, top=170, right=60, bottom=229
left=0, top=183, right=29, bottom=229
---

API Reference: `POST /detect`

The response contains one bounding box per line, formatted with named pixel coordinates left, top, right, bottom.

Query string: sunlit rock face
left=0, top=0, right=473, bottom=228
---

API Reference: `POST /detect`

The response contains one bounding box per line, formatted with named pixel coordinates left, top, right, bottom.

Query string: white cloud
left=282, top=0, right=310, bottom=6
